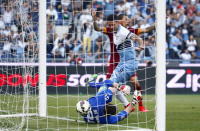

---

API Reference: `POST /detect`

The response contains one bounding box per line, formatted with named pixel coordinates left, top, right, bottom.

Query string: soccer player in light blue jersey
left=76, top=80, right=140, bottom=124
left=92, top=11, right=152, bottom=112
left=109, top=14, right=148, bottom=112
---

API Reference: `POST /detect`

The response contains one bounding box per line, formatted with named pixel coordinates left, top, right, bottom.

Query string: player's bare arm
left=130, top=34, right=144, bottom=51
left=92, top=10, right=103, bottom=32
left=141, top=24, right=155, bottom=33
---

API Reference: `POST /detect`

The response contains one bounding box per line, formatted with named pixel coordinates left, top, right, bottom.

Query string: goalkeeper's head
left=76, top=100, right=91, bottom=116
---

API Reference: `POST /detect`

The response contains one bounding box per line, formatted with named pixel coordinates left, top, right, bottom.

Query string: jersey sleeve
left=102, top=27, right=107, bottom=33
left=103, top=27, right=112, bottom=34
left=128, top=28, right=143, bottom=35
left=96, top=89, right=113, bottom=104
left=99, top=111, right=128, bottom=124
left=89, top=80, right=114, bottom=89
left=89, top=82, right=104, bottom=89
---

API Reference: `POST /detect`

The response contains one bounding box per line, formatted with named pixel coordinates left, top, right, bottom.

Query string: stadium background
left=0, top=0, right=199, bottom=131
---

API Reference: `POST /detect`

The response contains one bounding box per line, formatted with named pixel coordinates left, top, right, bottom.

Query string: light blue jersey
left=111, top=25, right=138, bottom=83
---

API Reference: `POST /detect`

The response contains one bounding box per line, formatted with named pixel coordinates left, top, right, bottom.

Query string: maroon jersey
left=103, top=27, right=119, bottom=78
left=103, top=27, right=120, bottom=64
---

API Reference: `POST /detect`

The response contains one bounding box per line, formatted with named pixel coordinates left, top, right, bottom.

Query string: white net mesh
left=45, top=0, right=156, bottom=130
left=0, top=0, right=156, bottom=130
left=0, top=0, right=39, bottom=130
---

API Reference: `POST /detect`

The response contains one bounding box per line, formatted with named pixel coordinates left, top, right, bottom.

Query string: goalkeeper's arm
left=89, top=79, right=114, bottom=89
left=100, top=90, right=140, bottom=124
left=100, top=103, right=136, bottom=124
left=89, top=79, right=130, bottom=96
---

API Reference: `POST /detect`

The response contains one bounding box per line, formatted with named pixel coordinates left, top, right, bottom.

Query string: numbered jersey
left=83, top=89, right=128, bottom=124
left=84, top=89, right=128, bottom=124
left=114, top=25, right=137, bottom=61
left=83, top=89, right=113, bottom=124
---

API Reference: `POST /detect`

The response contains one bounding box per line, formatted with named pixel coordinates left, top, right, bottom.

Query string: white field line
left=46, top=115, right=154, bottom=131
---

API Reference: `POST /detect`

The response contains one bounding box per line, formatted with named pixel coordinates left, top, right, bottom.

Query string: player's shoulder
left=117, top=25, right=130, bottom=35
left=103, top=26, right=112, bottom=33
left=88, top=97, right=96, bottom=105
left=128, top=27, right=136, bottom=32
left=119, top=25, right=129, bottom=32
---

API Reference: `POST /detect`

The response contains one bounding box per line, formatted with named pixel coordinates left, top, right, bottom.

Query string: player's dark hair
left=106, top=14, right=118, bottom=21
left=105, top=103, right=117, bottom=115
left=117, top=14, right=126, bottom=20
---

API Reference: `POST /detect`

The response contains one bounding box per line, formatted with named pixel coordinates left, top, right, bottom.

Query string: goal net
left=0, top=0, right=165, bottom=130
left=0, top=0, right=39, bottom=130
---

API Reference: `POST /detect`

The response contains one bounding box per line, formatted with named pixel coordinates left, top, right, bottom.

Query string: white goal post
left=39, top=0, right=47, bottom=117
left=156, top=0, right=166, bottom=131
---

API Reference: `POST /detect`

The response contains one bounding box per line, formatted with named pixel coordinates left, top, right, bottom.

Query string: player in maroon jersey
left=92, top=12, right=155, bottom=112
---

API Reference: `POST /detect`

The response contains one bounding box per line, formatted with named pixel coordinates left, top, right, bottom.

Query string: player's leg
left=106, top=54, right=119, bottom=79
left=125, top=90, right=143, bottom=113
left=121, top=59, right=149, bottom=112
left=130, top=75, right=149, bottom=112
left=130, top=74, right=142, bottom=90
left=108, top=87, right=118, bottom=94
left=115, top=90, right=129, bottom=106
left=106, top=60, right=117, bottom=79
left=110, top=64, right=129, bottom=107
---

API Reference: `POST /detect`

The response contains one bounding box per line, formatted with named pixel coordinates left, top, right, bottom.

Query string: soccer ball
left=119, top=85, right=131, bottom=95
left=76, top=100, right=91, bottom=115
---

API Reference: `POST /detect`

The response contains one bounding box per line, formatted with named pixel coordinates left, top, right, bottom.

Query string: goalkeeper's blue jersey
left=83, top=89, right=128, bottom=124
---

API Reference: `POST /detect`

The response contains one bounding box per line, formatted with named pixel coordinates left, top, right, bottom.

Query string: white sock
left=116, top=90, right=129, bottom=106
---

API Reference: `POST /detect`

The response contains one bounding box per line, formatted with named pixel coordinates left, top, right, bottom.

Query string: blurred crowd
left=167, top=0, right=200, bottom=63
left=0, top=0, right=39, bottom=62
left=0, top=0, right=199, bottom=63
left=46, top=0, right=156, bottom=63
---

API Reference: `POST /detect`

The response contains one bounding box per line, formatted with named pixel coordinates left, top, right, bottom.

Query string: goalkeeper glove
left=131, top=90, right=142, bottom=105
left=88, top=74, right=98, bottom=83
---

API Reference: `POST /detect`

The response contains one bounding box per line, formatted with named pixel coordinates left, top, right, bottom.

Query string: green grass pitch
left=1, top=95, right=200, bottom=130
left=166, top=95, right=200, bottom=131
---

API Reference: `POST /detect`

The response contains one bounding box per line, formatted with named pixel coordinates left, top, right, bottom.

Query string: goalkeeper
left=76, top=80, right=140, bottom=124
